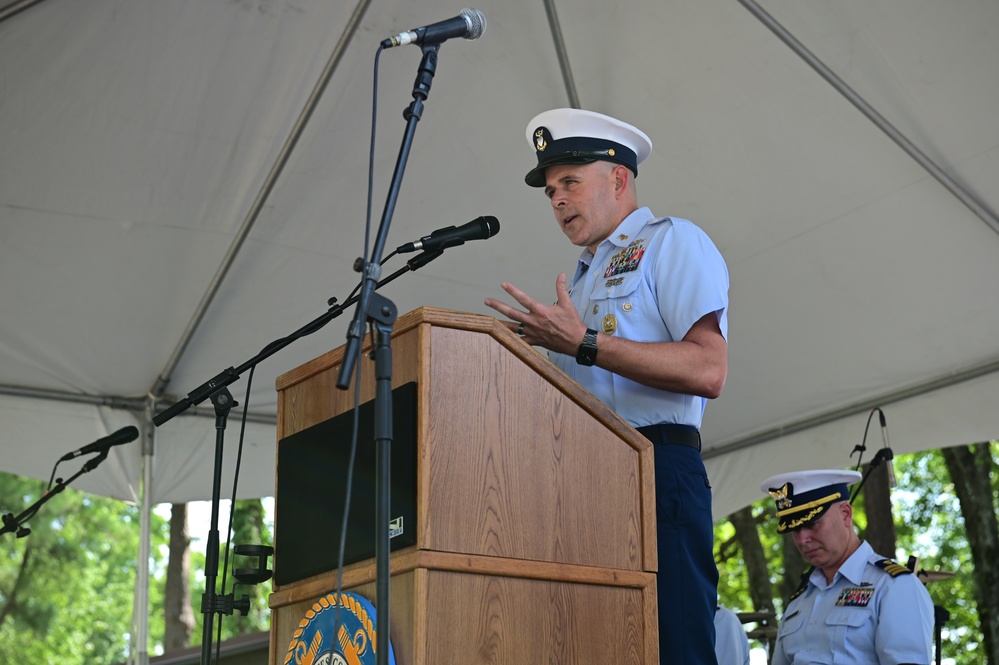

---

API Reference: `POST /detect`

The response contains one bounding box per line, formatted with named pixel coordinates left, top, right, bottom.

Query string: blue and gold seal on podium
left=284, top=591, right=395, bottom=665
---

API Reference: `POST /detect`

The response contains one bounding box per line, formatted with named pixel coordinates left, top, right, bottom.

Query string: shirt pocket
left=776, top=611, right=806, bottom=657
left=826, top=607, right=874, bottom=661
left=591, top=270, right=643, bottom=303
left=825, top=608, right=872, bottom=629
left=588, top=272, right=653, bottom=340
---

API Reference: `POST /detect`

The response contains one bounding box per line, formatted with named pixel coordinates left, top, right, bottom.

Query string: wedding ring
left=517, top=322, right=525, bottom=336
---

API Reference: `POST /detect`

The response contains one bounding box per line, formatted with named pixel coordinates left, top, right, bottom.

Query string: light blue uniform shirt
left=773, top=541, right=935, bottom=665
left=552, top=207, right=729, bottom=428
left=714, top=606, right=751, bottom=665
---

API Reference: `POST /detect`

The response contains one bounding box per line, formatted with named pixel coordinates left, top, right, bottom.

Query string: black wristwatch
left=575, top=328, right=599, bottom=366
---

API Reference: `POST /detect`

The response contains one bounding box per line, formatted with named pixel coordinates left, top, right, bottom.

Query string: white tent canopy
left=3, top=0, right=999, bottom=524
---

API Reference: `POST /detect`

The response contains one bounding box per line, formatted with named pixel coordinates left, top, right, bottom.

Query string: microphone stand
left=153, top=249, right=444, bottom=427
left=934, top=604, right=950, bottom=665
left=1, top=452, right=109, bottom=538
left=335, top=43, right=442, bottom=665
left=199, top=386, right=236, bottom=665
left=848, top=446, right=894, bottom=504
left=153, top=250, right=444, bottom=665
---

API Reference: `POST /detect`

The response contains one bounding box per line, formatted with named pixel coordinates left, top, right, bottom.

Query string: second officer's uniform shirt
left=551, top=206, right=729, bottom=429
left=772, top=540, right=934, bottom=665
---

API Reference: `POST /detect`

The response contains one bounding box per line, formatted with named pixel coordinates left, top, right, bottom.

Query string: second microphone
left=397, top=216, right=500, bottom=253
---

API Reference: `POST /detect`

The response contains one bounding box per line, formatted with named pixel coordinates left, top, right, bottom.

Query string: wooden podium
left=269, top=307, right=658, bottom=665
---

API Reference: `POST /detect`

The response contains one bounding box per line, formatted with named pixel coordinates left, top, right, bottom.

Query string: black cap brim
left=524, top=155, right=602, bottom=188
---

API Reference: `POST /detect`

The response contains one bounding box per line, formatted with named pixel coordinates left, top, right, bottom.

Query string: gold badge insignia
left=602, top=313, right=617, bottom=335
left=534, top=128, right=547, bottom=152
left=769, top=483, right=792, bottom=510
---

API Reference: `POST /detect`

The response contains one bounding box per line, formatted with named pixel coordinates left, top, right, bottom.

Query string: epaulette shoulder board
left=874, top=559, right=912, bottom=577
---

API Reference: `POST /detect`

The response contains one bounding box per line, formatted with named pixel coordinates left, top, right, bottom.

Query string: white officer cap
left=524, top=108, right=653, bottom=187
left=761, top=469, right=861, bottom=533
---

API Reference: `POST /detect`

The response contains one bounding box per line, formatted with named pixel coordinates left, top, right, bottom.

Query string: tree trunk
left=942, top=443, right=999, bottom=665
left=164, top=503, right=194, bottom=651
left=0, top=542, right=31, bottom=630
left=861, top=461, right=898, bottom=560
left=729, top=505, right=775, bottom=615
left=780, top=532, right=806, bottom=608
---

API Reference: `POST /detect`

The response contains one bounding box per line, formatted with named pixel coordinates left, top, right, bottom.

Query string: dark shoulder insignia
left=874, top=558, right=913, bottom=577
left=789, top=573, right=810, bottom=601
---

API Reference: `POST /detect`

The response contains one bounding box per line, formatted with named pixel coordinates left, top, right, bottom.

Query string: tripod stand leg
left=934, top=604, right=950, bottom=665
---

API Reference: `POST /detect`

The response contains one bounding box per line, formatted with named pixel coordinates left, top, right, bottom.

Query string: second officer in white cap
left=761, top=469, right=934, bottom=665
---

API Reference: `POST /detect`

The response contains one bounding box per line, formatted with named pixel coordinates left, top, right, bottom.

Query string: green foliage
left=714, top=518, right=745, bottom=608
left=716, top=502, right=789, bottom=612
left=892, top=444, right=998, bottom=662
left=0, top=470, right=168, bottom=664
left=1, top=471, right=275, bottom=663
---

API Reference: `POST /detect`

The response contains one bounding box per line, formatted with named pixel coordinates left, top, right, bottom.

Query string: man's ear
left=612, top=164, right=631, bottom=197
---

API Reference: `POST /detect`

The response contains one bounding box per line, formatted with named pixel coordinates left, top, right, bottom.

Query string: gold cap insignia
left=534, top=128, right=548, bottom=152
left=769, top=483, right=792, bottom=510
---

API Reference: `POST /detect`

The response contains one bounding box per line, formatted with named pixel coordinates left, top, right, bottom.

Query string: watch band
left=575, top=328, right=599, bottom=366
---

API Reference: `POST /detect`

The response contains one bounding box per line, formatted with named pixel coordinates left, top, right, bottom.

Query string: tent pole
left=0, top=383, right=276, bottom=425
left=737, top=0, right=999, bottom=237
left=129, top=406, right=155, bottom=665
left=0, top=0, right=47, bottom=24
left=542, top=0, right=581, bottom=108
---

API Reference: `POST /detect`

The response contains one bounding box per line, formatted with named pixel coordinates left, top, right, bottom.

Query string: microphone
left=396, top=216, right=500, bottom=253
left=60, top=426, right=139, bottom=461
left=878, top=410, right=897, bottom=489
left=382, top=8, right=486, bottom=48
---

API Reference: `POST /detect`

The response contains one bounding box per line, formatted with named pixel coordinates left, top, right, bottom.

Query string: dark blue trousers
left=649, top=435, right=718, bottom=664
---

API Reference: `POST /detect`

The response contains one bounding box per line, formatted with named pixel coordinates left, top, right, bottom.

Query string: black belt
left=637, top=423, right=701, bottom=452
